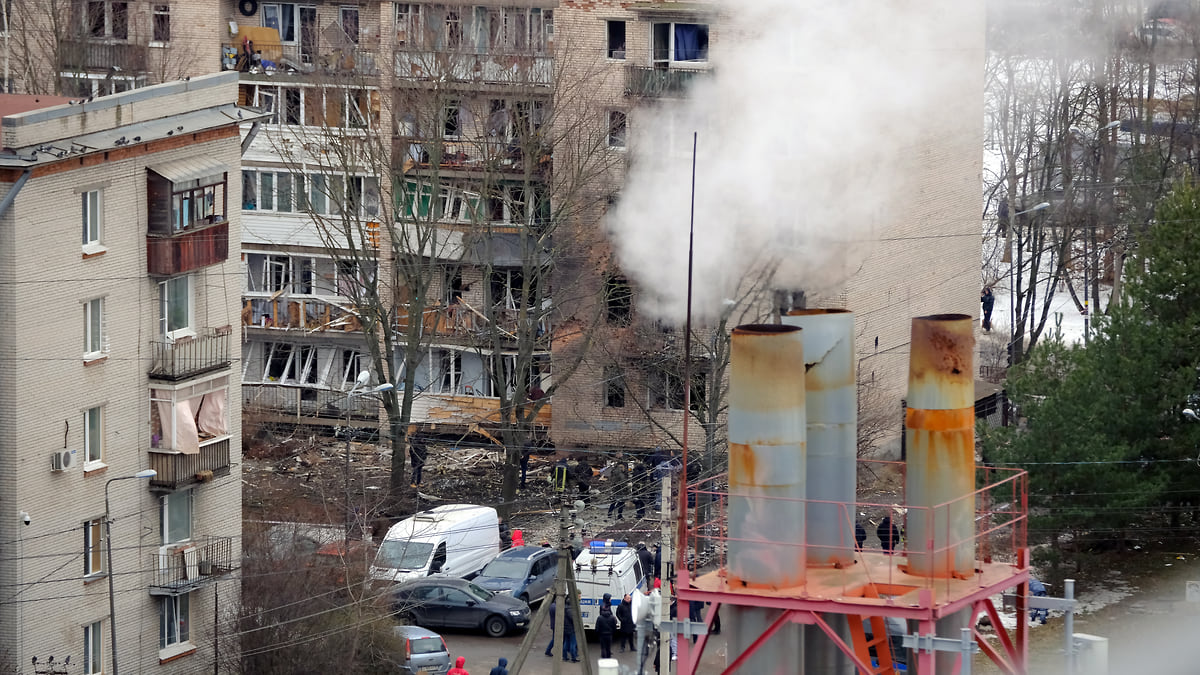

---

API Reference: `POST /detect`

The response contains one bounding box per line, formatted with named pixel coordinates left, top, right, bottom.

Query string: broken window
left=607, top=21, right=626, bottom=59
left=395, top=3, right=423, bottom=46
left=650, top=370, right=684, bottom=410
left=437, top=350, right=463, bottom=394
left=153, top=4, right=170, bottom=42
left=443, top=100, right=462, bottom=138
left=490, top=269, right=528, bottom=310
left=340, top=6, right=359, bottom=44
left=86, top=1, right=127, bottom=39
left=604, top=365, right=625, bottom=408
left=262, top=343, right=316, bottom=383
left=150, top=377, right=230, bottom=455
left=607, top=110, right=627, bottom=149
left=604, top=275, right=632, bottom=325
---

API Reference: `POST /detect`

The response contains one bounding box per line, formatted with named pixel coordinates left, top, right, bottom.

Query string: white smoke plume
left=610, top=0, right=972, bottom=322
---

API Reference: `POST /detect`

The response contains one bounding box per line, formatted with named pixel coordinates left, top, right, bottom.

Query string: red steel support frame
left=674, top=551, right=1032, bottom=675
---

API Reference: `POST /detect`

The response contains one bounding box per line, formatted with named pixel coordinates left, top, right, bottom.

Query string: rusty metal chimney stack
left=905, top=314, right=975, bottom=674
left=783, top=309, right=857, bottom=567
left=905, top=314, right=976, bottom=578
left=726, top=324, right=806, bottom=670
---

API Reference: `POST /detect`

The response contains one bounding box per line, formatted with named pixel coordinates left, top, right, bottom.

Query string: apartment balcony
left=148, top=536, right=235, bottom=596
left=242, top=295, right=361, bottom=332
left=148, top=327, right=233, bottom=381
left=242, top=383, right=382, bottom=426
left=222, top=41, right=380, bottom=77
left=394, top=49, right=553, bottom=86
left=396, top=302, right=551, bottom=347
left=147, top=438, right=232, bottom=491
left=147, top=220, right=229, bottom=277
left=624, top=65, right=709, bottom=97
left=61, top=39, right=148, bottom=72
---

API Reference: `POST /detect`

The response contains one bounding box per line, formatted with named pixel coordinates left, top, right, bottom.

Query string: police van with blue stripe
left=574, top=540, right=650, bottom=630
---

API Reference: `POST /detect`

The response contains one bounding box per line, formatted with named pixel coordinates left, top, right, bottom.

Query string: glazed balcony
left=148, top=326, right=233, bottom=381
left=242, top=295, right=361, bottom=332
left=147, top=437, right=232, bottom=491
left=147, top=220, right=229, bottom=276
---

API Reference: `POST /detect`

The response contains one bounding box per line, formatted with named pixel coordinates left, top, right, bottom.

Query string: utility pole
left=509, top=463, right=593, bottom=675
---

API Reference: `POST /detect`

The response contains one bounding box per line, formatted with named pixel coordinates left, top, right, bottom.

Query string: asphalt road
left=438, top=608, right=730, bottom=675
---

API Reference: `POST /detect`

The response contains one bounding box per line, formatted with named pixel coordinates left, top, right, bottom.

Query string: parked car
left=472, top=546, right=558, bottom=604
left=391, top=577, right=531, bottom=637
left=393, top=625, right=451, bottom=675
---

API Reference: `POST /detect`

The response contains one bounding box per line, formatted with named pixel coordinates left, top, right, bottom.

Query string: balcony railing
left=394, top=50, right=552, bottom=86
left=222, top=41, right=380, bottom=76
left=624, top=65, right=709, bottom=97
left=395, top=302, right=551, bottom=345
left=393, top=136, right=552, bottom=176
left=243, top=295, right=361, bottom=332
left=147, top=220, right=229, bottom=276
left=243, top=383, right=381, bottom=422
left=148, top=327, right=233, bottom=381
left=149, top=536, right=235, bottom=596
left=61, top=39, right=148, bottom=72
left=148, top=438, right=231, bottom=491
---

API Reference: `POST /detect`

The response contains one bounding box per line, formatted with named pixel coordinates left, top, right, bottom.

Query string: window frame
left=84, top=518, right=105, bottom=577
left=604, top=365, right=626, bottom=408
left=83, top=620, right=104, bottom=675
left=86, top=0, right=129, bottom=40
left=607, top=110, right=627, bottom=149
left=159, top=275, right=193, bottom=340
left=82, top=189, right=102, bottom=251
left=606, top=20, right=626, bottom=60
left=84, top=406, right=104, bottom=466
left=159, top=592, right=191, bottom=652
left=160, top=491, right=193, bottom=546
left=84, top=296, right=107, bottom=358
left=152, top=4, right=170, bottom=43
left=395, top=2, right=423, bottom=47
left=651, top=21, right=709, bottom=66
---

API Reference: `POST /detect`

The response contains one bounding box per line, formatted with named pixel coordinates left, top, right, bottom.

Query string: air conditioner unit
left=50, top=449, right=76, bottom=472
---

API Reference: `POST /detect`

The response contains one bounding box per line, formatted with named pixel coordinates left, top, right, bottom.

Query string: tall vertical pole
left=104, top=487, right=120, bottom=675
left=677, top=132, right=698, bottom=669
left=1064, top=578, right=1076, bottom=674
left=659, top=476, right=673, bottom=671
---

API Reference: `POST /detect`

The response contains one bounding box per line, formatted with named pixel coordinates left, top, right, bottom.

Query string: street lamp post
left=105, top=469, right=157, bottom=675
left=342, top=378, right=393, bottom=544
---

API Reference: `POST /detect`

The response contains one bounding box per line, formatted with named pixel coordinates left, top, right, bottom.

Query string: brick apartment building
left=1, top=0, right=983, bottom=473
left=0, top=73, right=246, bottom=674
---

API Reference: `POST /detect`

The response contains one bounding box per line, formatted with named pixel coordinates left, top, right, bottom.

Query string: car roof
left=393, top=625, right=444, bottom=641
left=397, top=576, right=471, bottom=589
left=496, top=545, right=555, bottom=562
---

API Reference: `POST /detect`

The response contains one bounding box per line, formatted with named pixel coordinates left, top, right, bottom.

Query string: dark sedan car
left=472, top=546, right=557, bottom=604
left=391, top=577, right=531, bottom=637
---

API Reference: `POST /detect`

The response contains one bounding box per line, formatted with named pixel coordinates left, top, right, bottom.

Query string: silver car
left=393, top=625, right=451, bottom=675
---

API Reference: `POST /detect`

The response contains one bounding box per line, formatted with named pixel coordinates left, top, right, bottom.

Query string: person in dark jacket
left=653, top=543, right=662, bottom=580
left=488, top=658, right=508, bottom=675
left=877, top=516, right=901, bottom=553
left=635, top=542, right=654, bottom=582
left=544, top=598, right=579, bottom=662
left=596, top=593, right=618, bottom=658
left=855, top=520, right=867, bottom=550
left=409, top=435, right=428, bottom=486
left=616, top=593, right=636, bottom=652
left=981, top=287, right=995, bottom=331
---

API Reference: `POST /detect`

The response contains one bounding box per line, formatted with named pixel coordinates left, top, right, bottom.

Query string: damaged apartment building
left=4, top=0, right=983, bottom=462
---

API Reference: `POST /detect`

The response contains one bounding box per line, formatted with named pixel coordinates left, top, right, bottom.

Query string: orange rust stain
left=729, top=442, right=758, bottom=486
left=906, top=407, right=974, bottom=431
left=909, top=317, right=974, bottom=383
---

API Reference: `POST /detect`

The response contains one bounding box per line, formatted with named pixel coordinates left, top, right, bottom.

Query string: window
left=607, top=20, right=626, bottom=59
left=604, top=365, right=625, bottom=408
left=84, top=297, right=106, bottom=357
left=340, top=6, right=359, bottom=44
left=153, top=4, right=170, bottom=42
left=650, top=370, right=683, bottom=410
left=61, top=72, right=145, bottom=97
left=159, top=593, right=190, bottom=649
left=161, top=491, right=193, bottom=545
left=84, top=519, right=104, bottom=577
left=604, top=275, right=632, bottom=325
left=86, top=1, right=128, bottom=39
left=263, top=342, right=317, bottom=383
left=437, top=350, right=462, bottom=394
left=443, top=100, right=462, bottom=138
left=242, top=83, right=377, bottom=129
left=82, top=190, right=101, bottom=248
left=84, top=406, right=103, bottom=464
left=262, top=2, right=298, bottom=42
left=150, top=378, right=230, bottom=454
left=607, top=111, right=627, bottom=149
left=166, top=172, right=225, bottom=232
left=159, top=276, right=191, bottom=337
left=83, top=620, right=103, bottom=675
left=652, top=22, right=709, bottom=64
left=395, top=3, right=423, bottom=46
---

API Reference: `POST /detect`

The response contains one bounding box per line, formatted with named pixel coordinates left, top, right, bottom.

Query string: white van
left=370, top=504, right=501, bottom=584
left=574, top=540, right=649, bottom=630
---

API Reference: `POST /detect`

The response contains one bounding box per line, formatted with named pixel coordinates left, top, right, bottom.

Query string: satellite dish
left=355, top=370, right=371, bottom=388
